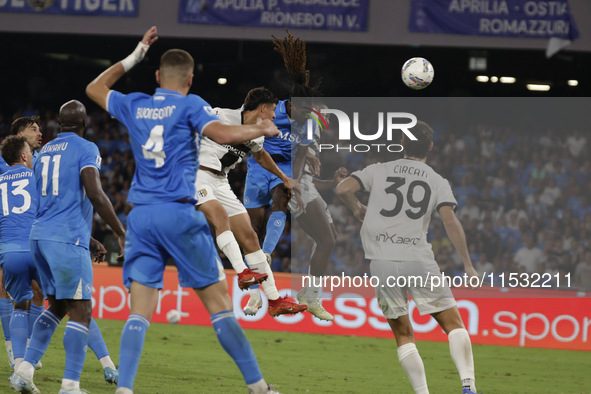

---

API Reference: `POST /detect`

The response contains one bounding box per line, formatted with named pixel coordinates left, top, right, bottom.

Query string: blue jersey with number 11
left=107, top=88, right=220, bottom=205
left=29, top=133, right=101, bottom=250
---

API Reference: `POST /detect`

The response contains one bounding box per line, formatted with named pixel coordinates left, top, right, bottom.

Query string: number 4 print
left=142, top=125, right=166, bottom=168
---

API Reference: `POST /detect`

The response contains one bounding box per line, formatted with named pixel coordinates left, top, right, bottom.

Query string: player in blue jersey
left=0, top=136, right=40, bottom=376
left=10, top=100, right=126, bottom=394
left=0, top=117, right=45, bottom=369
left=86, top=26, right=281, bottom=394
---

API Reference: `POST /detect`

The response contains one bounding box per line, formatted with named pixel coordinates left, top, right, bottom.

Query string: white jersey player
left=195, top=87, right=307, bottom=317
left=337, top=120, right=479, bottom=394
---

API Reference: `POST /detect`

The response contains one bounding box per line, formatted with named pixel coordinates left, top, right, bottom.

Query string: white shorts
left=370, top=259, right=456, bottom=320
left=289, top=174, right=333, bottom=223
left=195, top=169, right=247, bottom=217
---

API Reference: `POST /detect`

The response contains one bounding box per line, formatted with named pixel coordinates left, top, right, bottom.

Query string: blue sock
left=262, top=211, right=286, bottom=255
left=23, top=309, right=61, bottom=366
left=87, top=318, right=109, bottom=360
left=118, top=314, right=150, bottom=390
left=211, top=310, right=262, bottom=384
left=63, top=321, right=89, bottom=381
left=9, top=309, right=28, bottom=359
left=28, top=304, right=44, bottom=339
left=0, top=298, right=13, bottom=341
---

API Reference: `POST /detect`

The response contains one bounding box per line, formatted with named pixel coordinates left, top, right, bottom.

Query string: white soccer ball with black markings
left=401, top=57, right=434, bottom=90
left=166, top=309, right=181, bottom=324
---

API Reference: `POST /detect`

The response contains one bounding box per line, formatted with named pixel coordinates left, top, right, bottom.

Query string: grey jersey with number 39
left=351, top=158, right=457, bottom=262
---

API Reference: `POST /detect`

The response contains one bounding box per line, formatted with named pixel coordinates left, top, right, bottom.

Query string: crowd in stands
left=3, top=106, right=591, bottom=291
left=298, top=123, right=591, bottom=291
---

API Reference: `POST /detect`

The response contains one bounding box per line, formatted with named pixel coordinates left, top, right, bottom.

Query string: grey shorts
left=370, top=259, right=456, bottom=319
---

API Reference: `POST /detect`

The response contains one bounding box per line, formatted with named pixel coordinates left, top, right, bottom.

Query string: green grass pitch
left=2, top=319, right=589, bottom=393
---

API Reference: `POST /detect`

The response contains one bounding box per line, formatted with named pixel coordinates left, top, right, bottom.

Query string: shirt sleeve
left=249, top=136, right=265, bottom=153
left=79, top=142, right=102, bottom=173
left=189, top=96, right=222, bottom=134
left=435, top=178, right=458, bottom=212
left=351, top=163, right=379, bottom=192
left=106, top=90, right=127, bottom=121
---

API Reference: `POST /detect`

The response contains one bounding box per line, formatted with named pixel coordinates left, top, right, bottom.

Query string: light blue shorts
left=30, top=240, right=92, bottom=300
left=123, top=202, right=224, bottom=290
left=243, top=160, right=292, bottom=209
left=1, top=251, right=41, bottom=304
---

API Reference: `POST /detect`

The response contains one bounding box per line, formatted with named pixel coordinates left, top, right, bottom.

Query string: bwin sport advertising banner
left=178, top=0, right=369, bottom=31
left=408, top=0, right=579, bottom=40
left=0, top=0, right=138, bottom=16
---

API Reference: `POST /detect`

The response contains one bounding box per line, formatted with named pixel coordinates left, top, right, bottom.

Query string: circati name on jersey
left=393, top=164, right=428, bottom=178
left=136, top=106, right=176, bottom=120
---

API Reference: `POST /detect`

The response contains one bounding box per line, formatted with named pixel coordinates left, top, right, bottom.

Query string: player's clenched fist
left=257, top=118, right=280, bottom=137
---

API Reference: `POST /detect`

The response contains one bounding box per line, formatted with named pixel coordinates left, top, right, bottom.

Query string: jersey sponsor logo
left=276, top=129, right=303, bottom=144
left=311, top=109, right=417, bottom=142
left=375, top=231, right=420, bottom=245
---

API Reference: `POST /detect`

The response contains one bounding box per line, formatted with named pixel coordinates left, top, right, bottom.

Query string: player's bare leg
left=195, top=280, right=276, bottom=393
left=388, top=315, right=429, bottom=394
left=295, top=198, right=337, bottom=321
left=230, top=213, right=306, bottom=317
left=199, top=200, right=268, bottom=289
left=432, top=307, right=477, bottom=393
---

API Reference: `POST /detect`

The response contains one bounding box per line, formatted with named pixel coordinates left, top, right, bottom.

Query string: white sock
left=247, top=378, right=269, bottom=394
left=448, top=328, right=476, bottom=392
left=216, top=231, right=247, bottom=273
left=246, top=250, right=279, bottom=300
left=61, top=378, right=79, bottom=391
left=99, top=355, right=116, bottom=370
left=398, top=343, right=429, bottom=394
left=17, top=360, right=35, bottom=380
left=14, top=357, right=22, bottom=371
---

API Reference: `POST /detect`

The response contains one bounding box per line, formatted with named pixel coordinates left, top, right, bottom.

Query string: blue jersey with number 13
left=107, top=88, right=220, bottom=205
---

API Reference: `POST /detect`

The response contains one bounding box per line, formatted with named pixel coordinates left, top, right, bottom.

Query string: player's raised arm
left=86, top=26, right=158, bottom=110
left=202, top=119, right=279, bottom=146
left=336, top=176, right=366, bottom=222
left=81, top=167, right=126, bottom=261
left=439, top=205, right=478, bottom=277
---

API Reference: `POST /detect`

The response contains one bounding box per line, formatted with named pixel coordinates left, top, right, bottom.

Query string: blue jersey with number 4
left=0, top=165, right=37, bottom=253
left=107, top=88, right=220, bottom=205
left=29, top=132, right=101, bottom=250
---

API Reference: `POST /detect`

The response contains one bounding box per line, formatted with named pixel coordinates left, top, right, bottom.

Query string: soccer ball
left=401, top=57, right=434, bottom=90
left=166, top=309, right=181, bottom=324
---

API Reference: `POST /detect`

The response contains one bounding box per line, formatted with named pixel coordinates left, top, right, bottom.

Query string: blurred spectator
left=514, top=233, right=545, bottom=273
left=574, top=250, right=591, bottom=290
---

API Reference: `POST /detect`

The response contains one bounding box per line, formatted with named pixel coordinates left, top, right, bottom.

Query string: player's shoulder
left=213, top=107, right=241, bottom=125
